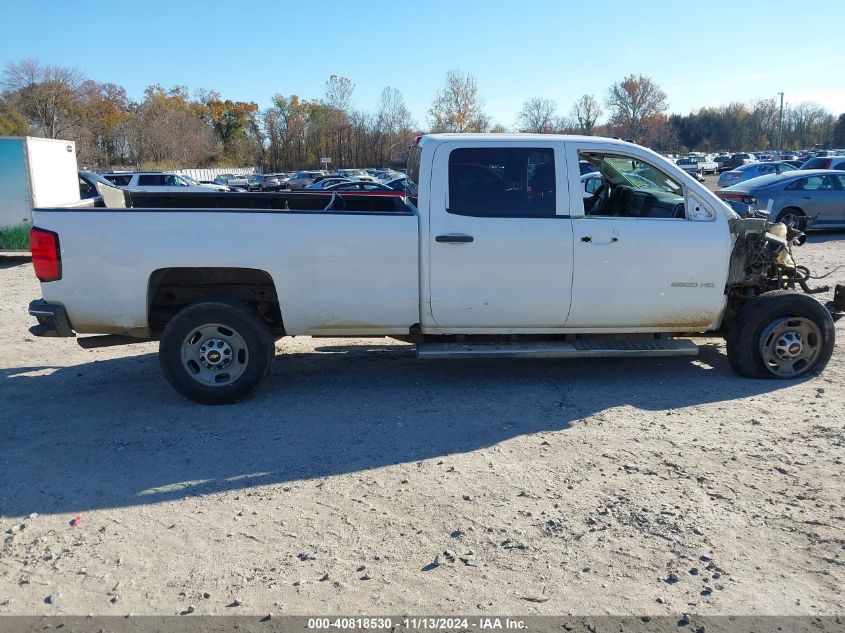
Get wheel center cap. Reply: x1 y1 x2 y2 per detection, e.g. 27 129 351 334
199 338 233 370
775 331 803 359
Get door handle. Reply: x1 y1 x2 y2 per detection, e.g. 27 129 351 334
436 234 474 243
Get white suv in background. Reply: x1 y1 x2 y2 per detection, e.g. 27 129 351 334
102 172 217 192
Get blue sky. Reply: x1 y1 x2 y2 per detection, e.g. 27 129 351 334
3 0 844 128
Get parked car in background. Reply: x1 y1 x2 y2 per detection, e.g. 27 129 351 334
714 154 732 171
101 172 133 186
78 171 116 206
579 160 600 175
375 170 405 182
274 173 293 189
246 173 284 192
336 168 375 181
721 153 757 171
800 156 845 171
213 174 249 189
386 177 418 196
102 172 217 192
717 161 797 188
287 171 323 190
180 175 230 192
324 181 394 192
305 177 352 190
198 180 236 192
716 169 845 229
676 155 717 176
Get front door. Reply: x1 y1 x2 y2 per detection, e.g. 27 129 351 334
565 145 732 330
427 142 574 330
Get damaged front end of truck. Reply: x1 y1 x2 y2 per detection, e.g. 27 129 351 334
724 217 845 327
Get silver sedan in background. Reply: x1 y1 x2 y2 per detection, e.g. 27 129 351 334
716 169 845 229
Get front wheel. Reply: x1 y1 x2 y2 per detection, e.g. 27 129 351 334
159 300 275 404
726 291 835 379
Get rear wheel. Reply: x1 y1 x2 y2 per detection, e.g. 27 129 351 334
159 300 275 404
726 291 834 379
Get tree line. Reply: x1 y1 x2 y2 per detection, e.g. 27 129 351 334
2 59 844 171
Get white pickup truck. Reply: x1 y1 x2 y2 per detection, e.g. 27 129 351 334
27 134 843 403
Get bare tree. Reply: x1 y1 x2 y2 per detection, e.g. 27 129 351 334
571 94 602 135
2 58 88 138
517 97 557 133
324 75 355 113
428 70 489 133
606 74 668 140
376 86 415 164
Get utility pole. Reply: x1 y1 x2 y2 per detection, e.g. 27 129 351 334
778 92 784 156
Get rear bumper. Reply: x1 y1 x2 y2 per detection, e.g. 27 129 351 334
28 299 75 337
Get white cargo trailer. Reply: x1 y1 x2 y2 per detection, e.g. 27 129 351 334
0 136 81 250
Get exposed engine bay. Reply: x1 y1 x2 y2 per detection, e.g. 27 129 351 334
725 217 844 326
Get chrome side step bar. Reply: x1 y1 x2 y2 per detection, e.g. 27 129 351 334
416 338 699 359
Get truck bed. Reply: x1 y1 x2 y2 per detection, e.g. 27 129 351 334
31 191 420 337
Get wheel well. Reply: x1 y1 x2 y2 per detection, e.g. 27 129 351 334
148 267 284 336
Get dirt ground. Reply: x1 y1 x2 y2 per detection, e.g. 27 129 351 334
1 230 844 617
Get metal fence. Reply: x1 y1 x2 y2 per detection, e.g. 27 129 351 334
174 167 256 181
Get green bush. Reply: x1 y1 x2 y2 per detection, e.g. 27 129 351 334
0 224 30 250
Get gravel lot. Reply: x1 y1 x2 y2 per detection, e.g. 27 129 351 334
1 230 844 616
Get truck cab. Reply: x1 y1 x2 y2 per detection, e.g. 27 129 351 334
412 135 730 332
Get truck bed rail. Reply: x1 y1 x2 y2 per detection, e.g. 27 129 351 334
122 190 412 214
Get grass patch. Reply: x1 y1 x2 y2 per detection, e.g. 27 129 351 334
0 224 30 250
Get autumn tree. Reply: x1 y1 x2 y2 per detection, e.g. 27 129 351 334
2 58 87 138
517 97 557 133
205 97 259 152
571 94 602 135
0 98 29 135
606 74 668 140
128 84 217 169
428 70 489 133
76 81 130 165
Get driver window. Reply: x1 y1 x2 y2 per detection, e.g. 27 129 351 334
578 151 687 220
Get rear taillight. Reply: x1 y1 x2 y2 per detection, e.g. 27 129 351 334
717 192 757 205
30 227 61 282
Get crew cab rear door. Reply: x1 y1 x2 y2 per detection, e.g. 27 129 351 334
426 141 573 330
565 141 731 330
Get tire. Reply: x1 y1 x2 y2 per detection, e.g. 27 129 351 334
775 207 806 230
726 291 835 379
159 300 275 404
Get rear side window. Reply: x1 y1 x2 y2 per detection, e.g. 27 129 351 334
138 175 166 186
448 147 555 217
104 174 132 186
786 175 834 191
